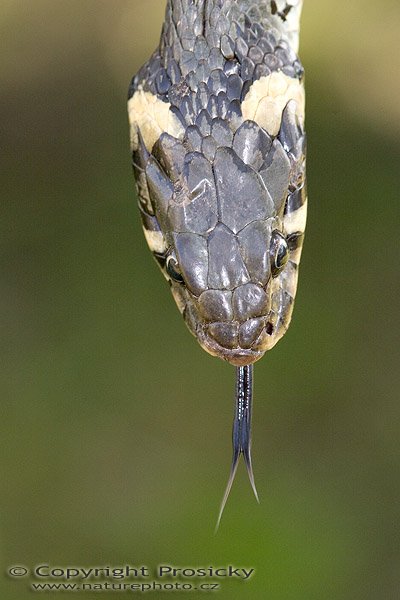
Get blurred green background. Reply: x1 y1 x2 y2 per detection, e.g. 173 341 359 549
1 1 400 598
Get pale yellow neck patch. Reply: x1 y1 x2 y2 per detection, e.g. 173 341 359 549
241 71 305 137
128 87 185 152
283 199 308 236
142 226 167 255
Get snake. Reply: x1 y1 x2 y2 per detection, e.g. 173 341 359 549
127 0 307 527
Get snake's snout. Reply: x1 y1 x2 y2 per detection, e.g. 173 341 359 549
191 282 272 363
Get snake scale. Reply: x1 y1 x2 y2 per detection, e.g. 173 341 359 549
128 0 307 526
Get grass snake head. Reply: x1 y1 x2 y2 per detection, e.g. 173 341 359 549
128 0 307 367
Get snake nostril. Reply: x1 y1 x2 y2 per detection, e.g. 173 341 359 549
265 322 274 335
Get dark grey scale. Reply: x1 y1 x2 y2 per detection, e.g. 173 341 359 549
237 220 273 286
170 0 183 27
184 125 203 153
217 92 230 120
246 5 262 24
181 29 196 52
167 152 219 235
241 56 256 81
152 133 186 183
294 60 304 79
239 318 265 349
254 63 271 79
172 232 209 296
257 37 274 54
145 157 174 222
178 149 216 200
186 71 199 92
166 59 181 85
235 37 249 62
207 95 219 119
202 135 218 162
281 64 295 78
194 37 210 61
232 283 269 321
207 223 250 290
186 3 198 28
147 55 162 86
279 102 304 154
193 89 204 115
132 130 149 171
195 110 213 137
264 52 281 71
211 118 233 147
172 37 184 64
193 10 204 37
139 205 161 233
209 47 225 70
227 73 243 101
259 139 292 214
284 185 307 216
208 70 228 95
132 136 153 215
179 95 196 126
240 80 252 101
228 19 242 42
225 100 242 130
180 50 198 76
251 21 267 39
221 34 235 59
167 79 189 107
214 14 231 37
213 147 274 234
233 120 272 171
156 68 172 95
248 44 264 64
162 45 173 70
196 60 212 84
199 289 233 322
276 42 297 65
208 322 239 350
224 60 239 76
206 30 221 51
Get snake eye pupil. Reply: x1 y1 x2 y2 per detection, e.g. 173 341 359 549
270 231 289 277
166 254 184 283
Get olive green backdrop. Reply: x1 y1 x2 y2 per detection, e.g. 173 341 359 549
2 1 400 599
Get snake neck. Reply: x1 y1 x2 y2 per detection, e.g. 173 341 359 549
163 0 303 54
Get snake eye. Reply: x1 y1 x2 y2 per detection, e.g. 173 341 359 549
270 231 289 277
166 253 184 283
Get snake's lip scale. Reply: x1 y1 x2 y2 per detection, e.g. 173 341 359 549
197 330 266 367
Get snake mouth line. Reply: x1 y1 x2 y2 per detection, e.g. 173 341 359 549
196 325 270 367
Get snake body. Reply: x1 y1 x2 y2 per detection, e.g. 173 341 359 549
128 0 307 524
